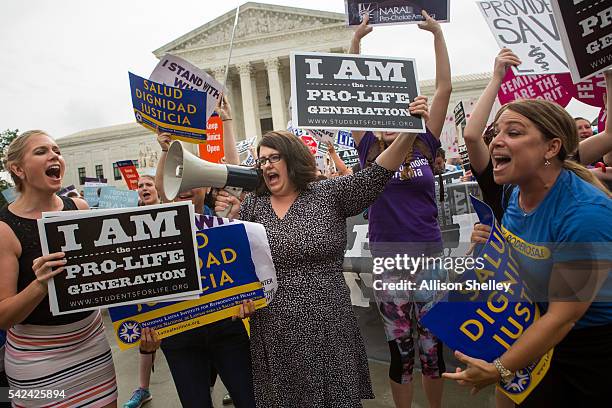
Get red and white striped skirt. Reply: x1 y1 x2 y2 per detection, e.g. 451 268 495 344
5 311 117 407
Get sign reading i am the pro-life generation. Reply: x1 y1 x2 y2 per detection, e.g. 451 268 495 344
129 72 208 143
477 0 569 75
38 202 202 315
345 0 450 26
291 52 425 133
551 0 612 83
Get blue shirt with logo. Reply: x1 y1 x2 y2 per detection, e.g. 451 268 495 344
502 170 612 328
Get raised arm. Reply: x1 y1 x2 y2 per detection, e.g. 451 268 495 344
376 96 429 170
418 11 451 138
464 49 521 175
326 141 350 176
216 95 240 165
578 71 612 165
348 13 373 146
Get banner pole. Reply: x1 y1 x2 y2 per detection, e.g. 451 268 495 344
223 1 241 89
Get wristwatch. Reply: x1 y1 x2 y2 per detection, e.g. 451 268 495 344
493 358 514 384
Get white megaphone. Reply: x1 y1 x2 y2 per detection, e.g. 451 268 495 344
163 141 260 216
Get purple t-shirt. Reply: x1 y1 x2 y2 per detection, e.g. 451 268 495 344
357 131 442 253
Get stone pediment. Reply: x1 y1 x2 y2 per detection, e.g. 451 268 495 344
154 2 346 56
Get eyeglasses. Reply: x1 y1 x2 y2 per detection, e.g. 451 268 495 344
255 154 282 167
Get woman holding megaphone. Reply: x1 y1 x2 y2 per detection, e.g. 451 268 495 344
215 96 430 407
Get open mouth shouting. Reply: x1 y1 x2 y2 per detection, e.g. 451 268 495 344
264 170 280 187
45 163 62 181
492 152 512 174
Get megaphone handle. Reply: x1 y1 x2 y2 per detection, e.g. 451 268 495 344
216 186 243 218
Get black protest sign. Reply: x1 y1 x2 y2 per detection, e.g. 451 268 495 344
552 0 612 82
38 202 201 315
453 101 470 172
291 52 425 132
338 147 360 167
345 0 450 26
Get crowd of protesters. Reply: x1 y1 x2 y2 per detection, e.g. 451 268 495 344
1 9 611 408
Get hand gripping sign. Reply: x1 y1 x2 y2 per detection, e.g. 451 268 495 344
109 215 277 350
421 197 552 404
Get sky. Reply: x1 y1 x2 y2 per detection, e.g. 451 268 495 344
0 0 601 138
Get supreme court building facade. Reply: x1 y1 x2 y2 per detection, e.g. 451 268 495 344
58 2 491 188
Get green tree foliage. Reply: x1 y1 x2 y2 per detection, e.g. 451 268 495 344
1 129 19 206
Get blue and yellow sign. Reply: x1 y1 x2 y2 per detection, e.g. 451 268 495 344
109 223 266 350
129 72 207 143
421 196 552 404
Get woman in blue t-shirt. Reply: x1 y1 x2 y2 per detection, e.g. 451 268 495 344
349 11 452 408
445 96 612 406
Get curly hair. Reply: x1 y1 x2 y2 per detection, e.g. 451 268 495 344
255 131 317 195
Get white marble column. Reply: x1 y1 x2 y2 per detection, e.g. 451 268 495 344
237 62 259 139
265 57 287 130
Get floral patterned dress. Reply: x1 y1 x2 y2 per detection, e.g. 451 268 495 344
240 164 394 408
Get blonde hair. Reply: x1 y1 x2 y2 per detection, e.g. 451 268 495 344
495 100 610 196
2 130 50 192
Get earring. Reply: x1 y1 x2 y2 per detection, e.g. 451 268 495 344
544 159 551 166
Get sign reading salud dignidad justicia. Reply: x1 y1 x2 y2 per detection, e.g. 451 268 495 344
129 72 208 142
421 197 553 404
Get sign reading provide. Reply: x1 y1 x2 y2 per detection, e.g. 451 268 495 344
129 72 208 143
291 52 425 133
345 0 450 26
477 0 568 75
551 0 612 82
38 202 201 315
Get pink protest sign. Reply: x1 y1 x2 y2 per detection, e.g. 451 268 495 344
558 72 606 108
598 107 607 133
498 70 606 109
498 69 572 107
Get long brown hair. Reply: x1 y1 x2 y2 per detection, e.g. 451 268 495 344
255 131 317 195
494 100 610 195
